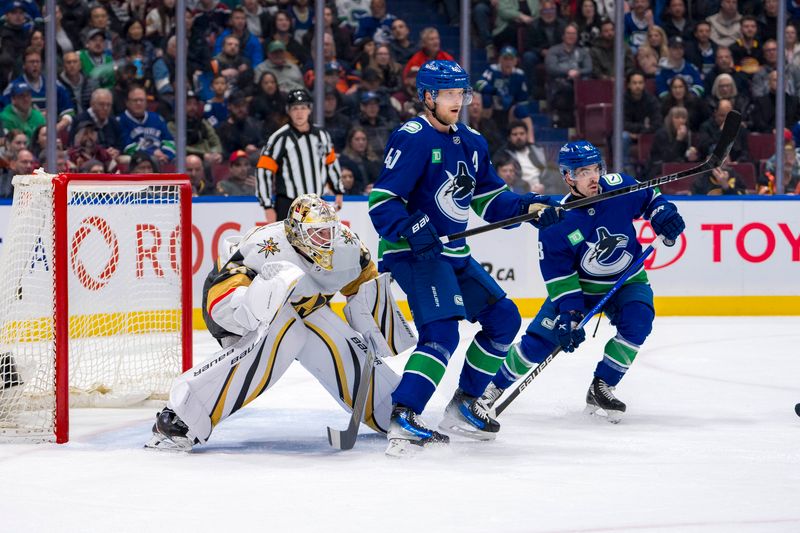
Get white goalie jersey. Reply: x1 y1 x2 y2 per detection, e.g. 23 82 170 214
203 221 375 339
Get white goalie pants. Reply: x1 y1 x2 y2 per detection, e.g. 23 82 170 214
168 304 401 444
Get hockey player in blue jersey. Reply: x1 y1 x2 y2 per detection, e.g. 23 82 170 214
480 141 686 423
368 60 564 456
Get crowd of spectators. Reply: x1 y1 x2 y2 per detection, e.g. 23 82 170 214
0 0 798 198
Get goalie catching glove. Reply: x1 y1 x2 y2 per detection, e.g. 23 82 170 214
229 261 305 331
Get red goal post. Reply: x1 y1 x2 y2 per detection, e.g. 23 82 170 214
0 171 193 443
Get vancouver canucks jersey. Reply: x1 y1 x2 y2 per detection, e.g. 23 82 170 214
368 116 534 268
540 172 672 313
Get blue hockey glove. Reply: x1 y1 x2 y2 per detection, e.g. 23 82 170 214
555 311 586 353
399 211 443 261
650 203 685 247
520 193 564 229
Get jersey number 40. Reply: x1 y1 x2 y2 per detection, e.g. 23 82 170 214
384 148 402 169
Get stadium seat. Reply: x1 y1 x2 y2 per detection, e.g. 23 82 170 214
729 162 756 192
747 133 776 162
637 132 655 165
574 79 613 144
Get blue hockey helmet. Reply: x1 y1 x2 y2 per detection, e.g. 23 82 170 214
557 141 606 180
416 60 473 105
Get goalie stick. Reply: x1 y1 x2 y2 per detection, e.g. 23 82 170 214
490 240 660 417
444 110 742 243
326 338 377 450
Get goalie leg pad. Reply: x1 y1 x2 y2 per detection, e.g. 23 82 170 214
298 306 401 433
169 304 308 443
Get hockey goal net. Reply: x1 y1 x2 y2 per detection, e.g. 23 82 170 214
0 171 193 443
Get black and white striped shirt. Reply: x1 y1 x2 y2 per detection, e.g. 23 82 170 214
256 123 342 208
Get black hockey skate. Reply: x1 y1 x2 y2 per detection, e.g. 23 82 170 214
385 405 449 458
585 376 626 423
144 408 196 452
439 388 500 441
478 382 505 413
795 403 800 418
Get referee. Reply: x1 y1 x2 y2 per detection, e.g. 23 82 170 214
256 89 343 222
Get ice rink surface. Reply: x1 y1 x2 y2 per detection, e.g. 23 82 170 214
1 316 799 532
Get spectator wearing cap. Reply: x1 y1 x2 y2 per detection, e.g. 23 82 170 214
655 36 704 98
185 154 215 197
402 27 454 82
117 85 175 163
67 118 116 173
590 19 634 81
256 89 342 221
79 28 116 89
353 68 399 121
475 46 530 131
388 18 415 66
59 51 98 116
129 150 159 174
730 15 763 76
70 88 122 157
249 71 288 131
0 82 45 140
354 0 396 45
545 23 593 128
3 48 75 132
356 90 394 156
217 150 257 196
213 7 264 68
168 91 223 166
522 1 567 98
0 2 34 68
623 0 652 55
217 91 264 159
323 85 352 152
706 0 742 47
253 40 305 93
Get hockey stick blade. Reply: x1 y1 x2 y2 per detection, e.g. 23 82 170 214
326 343 376 450
492 243 659 417
444 111 742 243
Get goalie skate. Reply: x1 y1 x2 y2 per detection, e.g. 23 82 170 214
144 408 196 452
584 377 626 424
439 388 500 440
385 405 449 458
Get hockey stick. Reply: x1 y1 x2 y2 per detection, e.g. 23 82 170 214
327 338 377 450
444 110 742 243
492 241 660 417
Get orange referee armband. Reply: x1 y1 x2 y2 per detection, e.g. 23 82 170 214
257 155 278 172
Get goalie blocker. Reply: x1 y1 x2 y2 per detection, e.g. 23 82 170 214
148 195 415 450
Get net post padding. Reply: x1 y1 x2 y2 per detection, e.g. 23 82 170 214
0 171 193 443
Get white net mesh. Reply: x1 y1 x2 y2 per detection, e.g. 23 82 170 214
0 172 187 442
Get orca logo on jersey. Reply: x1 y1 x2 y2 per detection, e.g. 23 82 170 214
580 227 634 276
436 160 476 222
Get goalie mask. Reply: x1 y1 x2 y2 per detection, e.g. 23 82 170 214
284 194 339 270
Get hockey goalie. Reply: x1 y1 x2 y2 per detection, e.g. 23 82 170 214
145 194 415 451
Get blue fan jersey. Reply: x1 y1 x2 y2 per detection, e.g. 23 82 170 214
368 116 540 269
540 172 673 313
